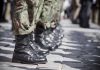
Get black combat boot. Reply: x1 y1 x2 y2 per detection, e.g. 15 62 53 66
35 22 64 51
48 24 64 50
30 32 49 56
43 23 64 51
12 34 47 64
34 22 52 51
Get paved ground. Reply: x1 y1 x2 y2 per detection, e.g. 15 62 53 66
0 19 100 70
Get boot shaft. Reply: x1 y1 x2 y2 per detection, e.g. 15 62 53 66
15 33 33 45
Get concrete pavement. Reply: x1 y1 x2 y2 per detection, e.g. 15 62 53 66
0 19 100 70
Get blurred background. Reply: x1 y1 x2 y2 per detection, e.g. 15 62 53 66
0 0 100 28
0 0 100 70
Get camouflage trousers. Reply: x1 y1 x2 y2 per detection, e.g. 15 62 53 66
12 0 64 35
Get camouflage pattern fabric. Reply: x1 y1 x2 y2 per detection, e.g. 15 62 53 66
12 0 64 35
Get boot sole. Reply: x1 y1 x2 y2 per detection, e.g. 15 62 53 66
12 59 47 65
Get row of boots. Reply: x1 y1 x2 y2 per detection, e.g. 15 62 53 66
12 24 64 64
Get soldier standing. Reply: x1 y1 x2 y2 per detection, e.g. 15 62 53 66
0 0 8 22
0 0 3 22
12 0 64 64
79 0 93 28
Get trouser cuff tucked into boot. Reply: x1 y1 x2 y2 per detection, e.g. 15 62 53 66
12 34 47 64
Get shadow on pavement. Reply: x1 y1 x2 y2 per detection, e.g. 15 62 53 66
9 65 55 70
53 31 100 70
0 30 14 63
0 56 12 62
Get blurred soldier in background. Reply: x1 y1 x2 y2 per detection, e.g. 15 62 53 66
91 0 97 23
0 0 8 22
79 0 94 28
61 0 81 24
12 0 64 64
62 0 72 18
71 0 81 24
0 0 4 22
97 0 100 24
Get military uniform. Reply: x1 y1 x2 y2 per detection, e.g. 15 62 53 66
12 0 64 35
33 0 64 51
12 0 64 64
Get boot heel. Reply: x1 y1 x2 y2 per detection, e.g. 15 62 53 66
12 58 22 63
12 59 28 64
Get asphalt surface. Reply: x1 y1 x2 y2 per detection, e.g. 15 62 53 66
0 19 100 70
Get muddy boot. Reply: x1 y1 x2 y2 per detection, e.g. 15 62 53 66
12 34 47 64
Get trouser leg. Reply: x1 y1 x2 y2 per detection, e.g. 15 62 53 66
79 1 92 28
12 1 47 64
0 0 4 21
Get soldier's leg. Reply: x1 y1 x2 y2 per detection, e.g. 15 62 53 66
2 0 8 22
12 0 47 64
72 0 81 24
0 0 4 22
35 0 64 51
79 1 91 28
